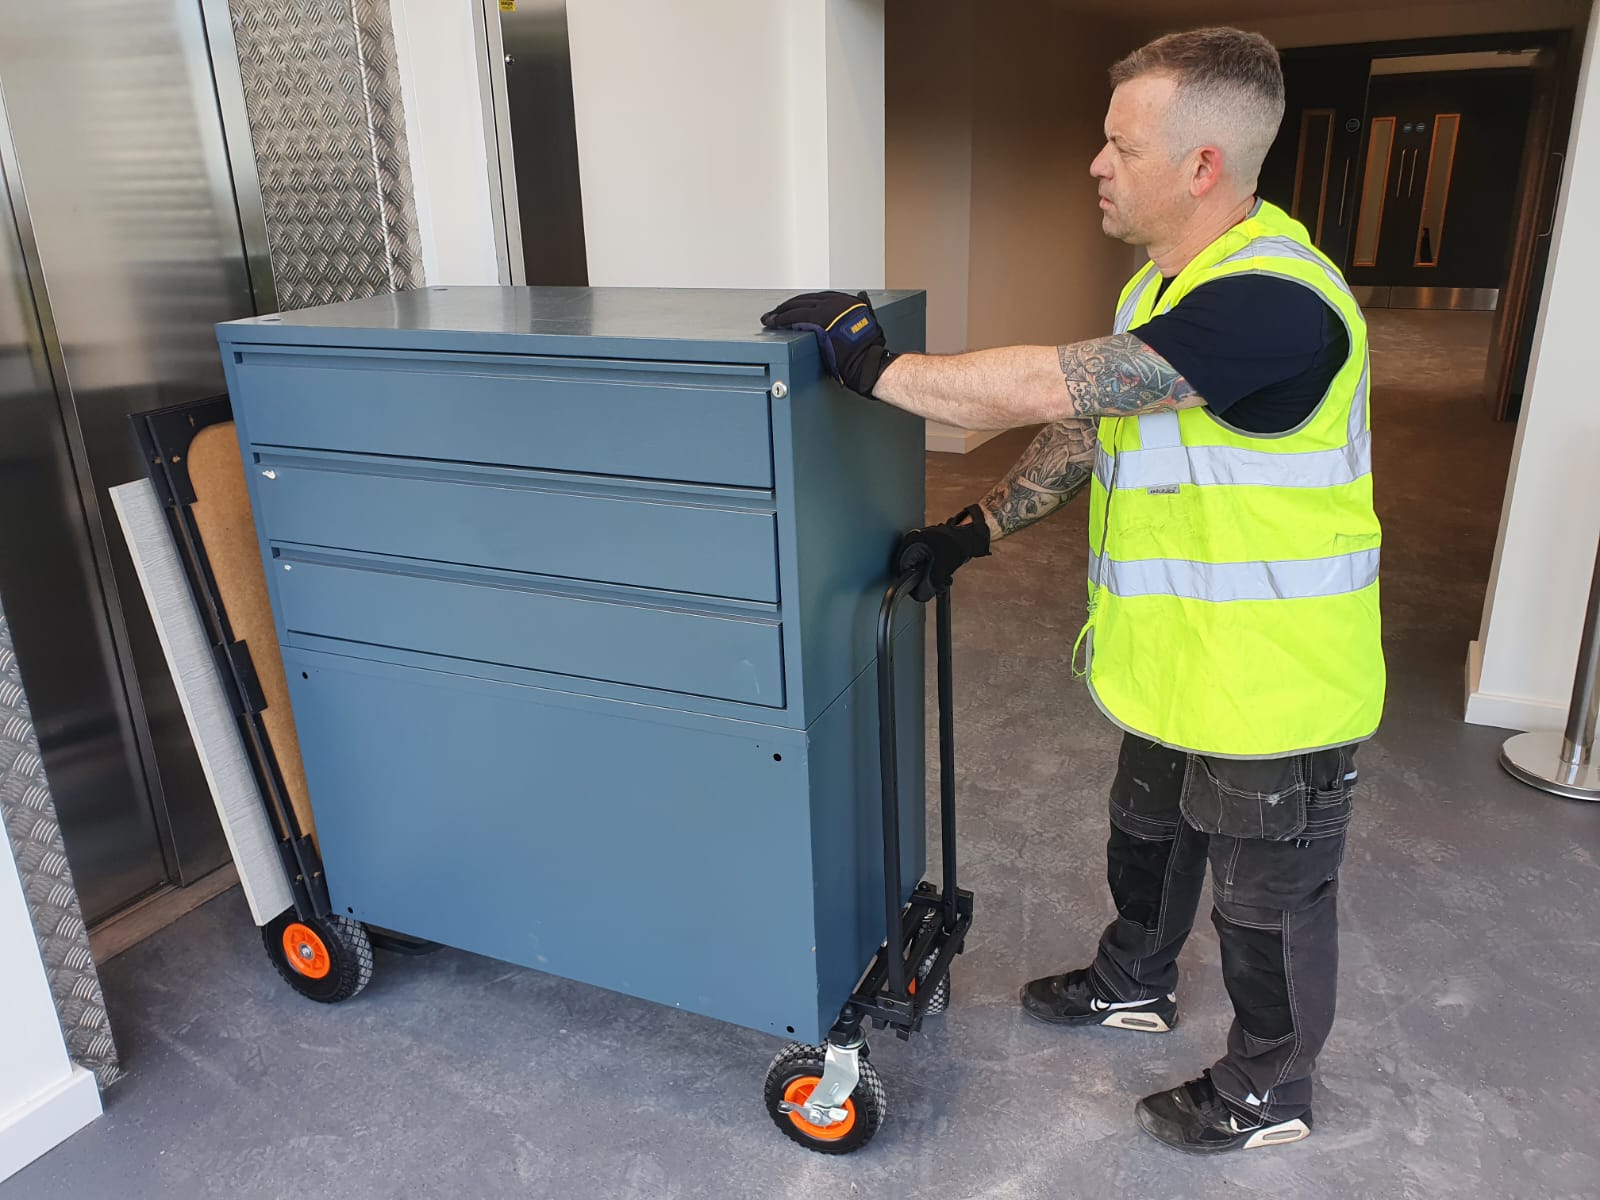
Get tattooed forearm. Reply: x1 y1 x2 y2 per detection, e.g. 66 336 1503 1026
1056 334 1200 418
978 419 1098 539
869 336 1203 429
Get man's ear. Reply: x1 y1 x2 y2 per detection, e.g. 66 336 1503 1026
1190 145 1224 199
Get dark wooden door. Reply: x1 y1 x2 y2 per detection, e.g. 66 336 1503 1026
1260 54 1370 265
1347 69 1534 289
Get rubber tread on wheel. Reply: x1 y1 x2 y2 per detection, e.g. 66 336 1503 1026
917 912 952 1016
262 910 373 1003
763 1041 886 1154
917 949 951 1016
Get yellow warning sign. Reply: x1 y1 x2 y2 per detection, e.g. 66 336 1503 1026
499 0 515 10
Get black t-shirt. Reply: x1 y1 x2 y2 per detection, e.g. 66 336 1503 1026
1132 274 1349 435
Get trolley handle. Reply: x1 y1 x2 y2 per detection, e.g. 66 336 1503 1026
874 558 959 1002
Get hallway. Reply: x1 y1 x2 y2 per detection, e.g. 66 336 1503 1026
10 313 1600 1200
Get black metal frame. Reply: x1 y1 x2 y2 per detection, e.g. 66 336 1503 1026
130 396 330 922
830 567 973 1044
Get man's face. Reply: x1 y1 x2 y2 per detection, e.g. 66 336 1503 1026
1090 74 1194 248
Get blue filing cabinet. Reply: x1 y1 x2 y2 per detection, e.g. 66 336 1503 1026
216 287 931 1049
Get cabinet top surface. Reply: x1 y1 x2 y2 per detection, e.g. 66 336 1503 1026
220 286 923 351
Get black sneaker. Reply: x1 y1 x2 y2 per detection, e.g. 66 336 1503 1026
1135 1071 1313 1154
1018 968 1177 1032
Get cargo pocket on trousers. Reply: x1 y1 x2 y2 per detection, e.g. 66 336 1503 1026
1107 736 1188 840
1303 745 1357 843
1180 755 1308 841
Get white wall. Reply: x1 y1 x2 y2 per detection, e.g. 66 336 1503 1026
824 0 888 286
390 0 508 286
0 837 100 1181
1468 0 1600 731
566 0 885 291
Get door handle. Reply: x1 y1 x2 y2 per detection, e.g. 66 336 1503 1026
1539 150 1566 238
1395 147 1417 198
1337 157 1351 226
1407 146 1420 198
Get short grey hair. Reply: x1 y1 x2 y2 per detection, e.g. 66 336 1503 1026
1110 28 1286 186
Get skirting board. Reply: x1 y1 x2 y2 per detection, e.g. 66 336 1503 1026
926 421 999 454
111 480 292 925
1463 639 1569 732
0 1065 100 1183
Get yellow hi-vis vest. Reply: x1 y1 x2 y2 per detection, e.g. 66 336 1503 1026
1083 200 1384 758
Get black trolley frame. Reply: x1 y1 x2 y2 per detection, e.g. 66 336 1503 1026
132 396 332 925
133 400 972 1041
828 566 974 1046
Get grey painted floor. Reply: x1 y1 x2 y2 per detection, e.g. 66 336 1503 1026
11 311 1600 1200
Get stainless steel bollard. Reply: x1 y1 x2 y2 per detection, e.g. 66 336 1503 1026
1500 533 1600 801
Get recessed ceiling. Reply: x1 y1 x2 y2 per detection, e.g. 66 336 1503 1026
1370 49 1544 73
1053 0 1567 20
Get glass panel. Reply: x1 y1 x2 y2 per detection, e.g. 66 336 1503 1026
1292 109 1335 242
1352 117 1395 268
1414 114 1461 267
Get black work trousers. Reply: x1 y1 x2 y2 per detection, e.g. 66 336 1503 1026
1090 733 1357 1122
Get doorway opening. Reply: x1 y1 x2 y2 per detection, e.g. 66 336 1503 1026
1260 31 1577 424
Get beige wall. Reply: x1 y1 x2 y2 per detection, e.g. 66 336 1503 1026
884 1 974 354
967 4 1146 350
886 0 1145 367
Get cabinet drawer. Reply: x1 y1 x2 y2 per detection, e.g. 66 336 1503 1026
254 455 779 603
277 556 785 707
233 347 774 488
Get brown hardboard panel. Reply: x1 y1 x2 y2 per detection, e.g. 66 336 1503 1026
186 423 317 846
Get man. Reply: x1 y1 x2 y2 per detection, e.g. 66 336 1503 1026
761 27 1382 1154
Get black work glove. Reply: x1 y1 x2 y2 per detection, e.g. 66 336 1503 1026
759 290 896 398
895 504 991 602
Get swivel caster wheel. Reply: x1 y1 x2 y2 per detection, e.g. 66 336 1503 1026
263 909 373 1003
764 1041 886 1154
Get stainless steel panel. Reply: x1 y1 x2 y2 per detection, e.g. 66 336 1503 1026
200 0 279 314
226 0 424 309
0 602 122 1084
1353 285 1501 311
0 0 256 910
475 0 525 285
499 0 588 285
0 86 169 923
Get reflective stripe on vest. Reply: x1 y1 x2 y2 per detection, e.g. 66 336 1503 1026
1113 267 1161 334
1086 199 1384 758
1113 246 1376 467
1094 429 1372 492
1089 547 1380 603
1212 238 1373 444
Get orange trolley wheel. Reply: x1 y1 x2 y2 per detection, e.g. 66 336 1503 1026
763 1043 886 1154
262 910 373 1003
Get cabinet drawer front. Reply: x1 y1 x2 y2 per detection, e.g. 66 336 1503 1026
277 558 785 707
233 349 774 487
254 457 779 602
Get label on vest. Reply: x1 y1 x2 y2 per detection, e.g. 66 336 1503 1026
1147 485 1180 495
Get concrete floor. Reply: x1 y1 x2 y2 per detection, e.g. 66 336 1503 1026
11 311 1600 1200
